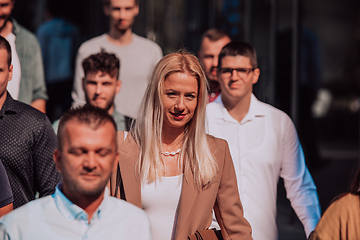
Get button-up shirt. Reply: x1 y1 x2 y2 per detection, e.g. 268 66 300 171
0 184 152 240
206 94 320 240
0 93 60 208
12 18 48 104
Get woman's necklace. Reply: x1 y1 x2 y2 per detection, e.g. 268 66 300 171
161 148 181 156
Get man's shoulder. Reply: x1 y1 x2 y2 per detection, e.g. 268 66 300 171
13 20 39 45
7 98 47 121
132 34 161 50
206 101 226 119
107 197 148 220
0 195 53 224
256 99 289 116
78 34 107 53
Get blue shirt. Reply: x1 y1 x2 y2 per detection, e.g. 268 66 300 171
0 184 152 240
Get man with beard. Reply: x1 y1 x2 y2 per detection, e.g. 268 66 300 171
53 50 126 133
0 0 47 113
71 0 162 129
198 29 231 102
0 105 152 240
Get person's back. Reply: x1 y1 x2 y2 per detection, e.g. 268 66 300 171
36 7 80 121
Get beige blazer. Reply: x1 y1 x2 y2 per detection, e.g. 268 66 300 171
110 132 252 240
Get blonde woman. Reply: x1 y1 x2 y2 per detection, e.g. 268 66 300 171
110 51 252 240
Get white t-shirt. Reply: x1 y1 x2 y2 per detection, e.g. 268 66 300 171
5 32 21 100
141 175 183 240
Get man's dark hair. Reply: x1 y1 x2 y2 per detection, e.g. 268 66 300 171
218 41 258 69
57 104 117 150
82 49 120 79
102 0 138 7
0 36 12 67
200 28 230 46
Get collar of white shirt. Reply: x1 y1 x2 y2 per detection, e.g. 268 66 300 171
213 93 265 124
53 183 110 223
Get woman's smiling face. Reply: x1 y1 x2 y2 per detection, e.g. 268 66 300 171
162 72 198 132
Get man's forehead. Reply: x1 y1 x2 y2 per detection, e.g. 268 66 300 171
85 71 117 81
63 120 116 143
201 37 231 53
0 0 14 4
109 0 137 7
221 55 252 67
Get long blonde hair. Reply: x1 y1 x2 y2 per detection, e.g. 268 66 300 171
132 51 218 189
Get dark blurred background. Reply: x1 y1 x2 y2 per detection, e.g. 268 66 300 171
13 0 360 239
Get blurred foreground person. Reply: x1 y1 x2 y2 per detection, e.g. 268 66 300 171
206 41 320 239
53 49 126 132
110 51 252 240
0 36 60 209
0 105 152 240
311 169 360 240
198 29 231 102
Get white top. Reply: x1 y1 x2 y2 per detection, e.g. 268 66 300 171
71 33 163 119
142 175 183 240
0 185 152 240
5 33 21 100
206 94 320 240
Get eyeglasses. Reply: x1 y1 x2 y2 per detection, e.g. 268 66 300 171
218 67 256 78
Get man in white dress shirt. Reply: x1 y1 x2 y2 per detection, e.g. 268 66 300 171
0 105 152 240
206 41 320 240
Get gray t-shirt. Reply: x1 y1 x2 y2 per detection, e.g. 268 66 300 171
71 34 163 119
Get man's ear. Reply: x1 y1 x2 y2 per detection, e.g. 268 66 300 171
53 149 62 173
8 64 13 82
252 68 260 85
115 80 121 94
103 4 111 16
133 4 139 17
112 150 119 174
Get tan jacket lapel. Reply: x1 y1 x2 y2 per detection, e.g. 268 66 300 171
118 135 142 208
174 166 199 239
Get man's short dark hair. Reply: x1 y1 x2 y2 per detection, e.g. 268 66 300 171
57 104 117 150
218 41 258 69
0 36 12 67
200 28 230 46
102 0 138 7
82 49 120 79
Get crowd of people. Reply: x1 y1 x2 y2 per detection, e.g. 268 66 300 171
0 0 358 240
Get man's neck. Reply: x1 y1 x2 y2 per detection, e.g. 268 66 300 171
62 186 105 223
0 91 7 110
208 80 220 94
107 104 115 115
221 93 252 123
107 27 133 46
0 20 13 38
